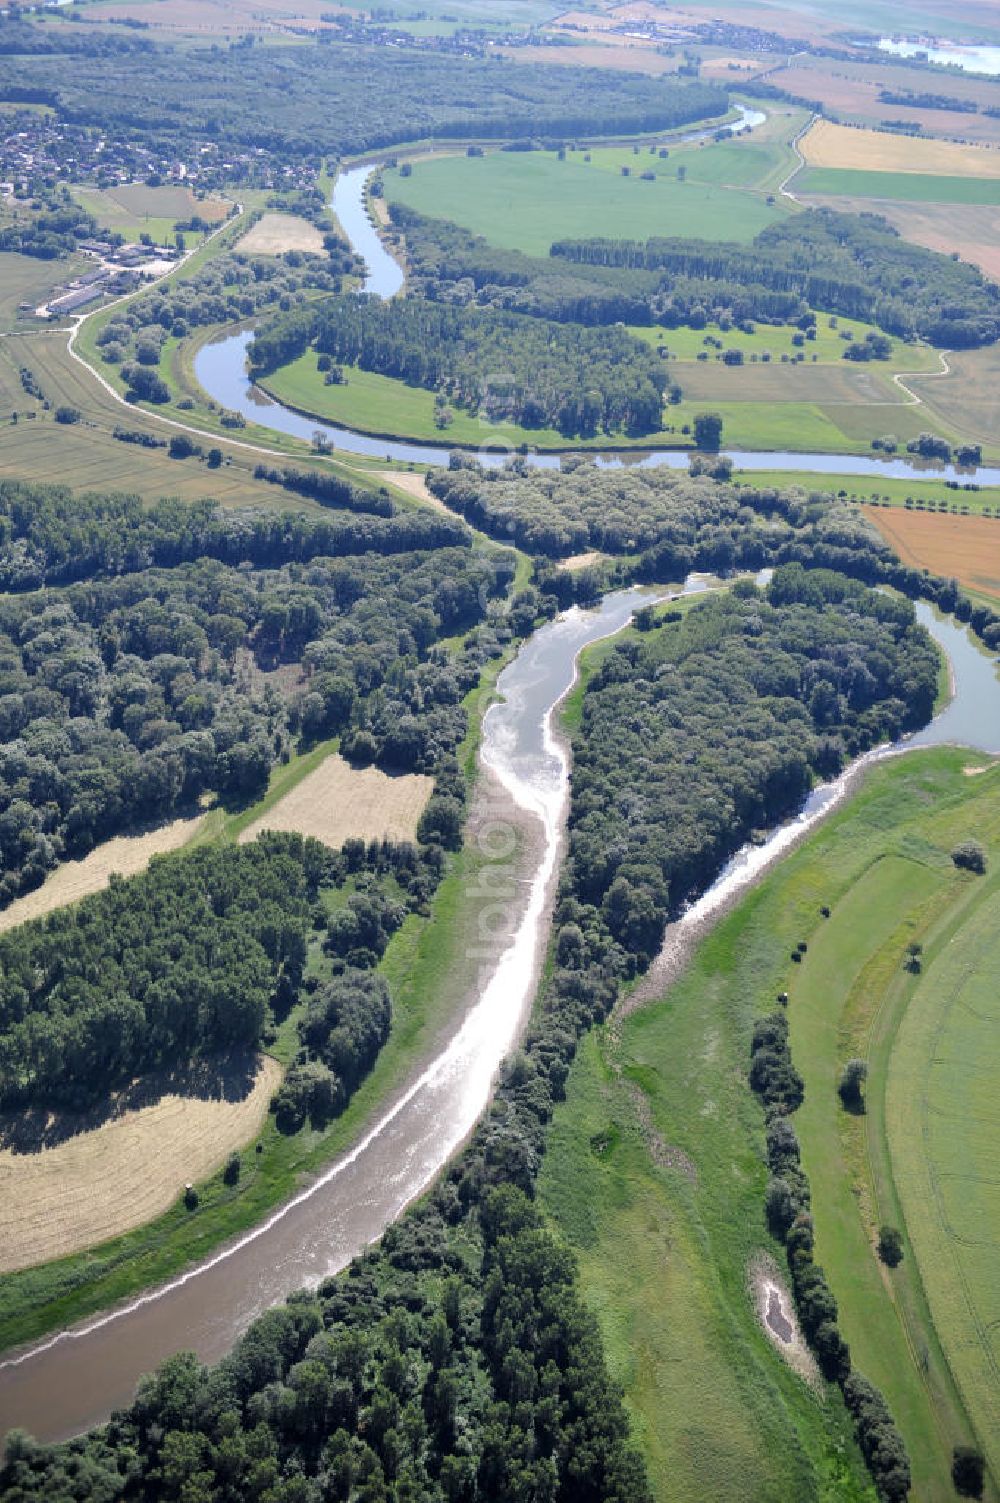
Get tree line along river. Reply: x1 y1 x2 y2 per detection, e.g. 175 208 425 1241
1 148 999 1450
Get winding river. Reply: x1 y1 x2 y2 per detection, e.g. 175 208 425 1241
0 585 662 1444
1 123 999 1452
1 578 997 1445
193 154 998 486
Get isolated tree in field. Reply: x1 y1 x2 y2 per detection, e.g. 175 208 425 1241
693 411 723 451
952 1446 985 1498
838 1057 867 1113
952 840 987 874
877 1225 903 1267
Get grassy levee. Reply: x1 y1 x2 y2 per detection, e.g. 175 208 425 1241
539 744 1000 1503
886 860 1000 1490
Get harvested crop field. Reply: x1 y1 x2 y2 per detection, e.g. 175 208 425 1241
238 753 434 848
863 507 1000 601
0 1055 281 1273
238 212 324 255
500 42 681 74
764 59 1000 146
800 118 1000 178
0 814 206 935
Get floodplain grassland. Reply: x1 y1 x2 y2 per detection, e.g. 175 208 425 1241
382 128 792 257
739 470 1000 516
254 347 953 457
540 746 1000 1503
888 861 1000 1491
630 312 941 369
788 761 1000 1501
906 343 1000 453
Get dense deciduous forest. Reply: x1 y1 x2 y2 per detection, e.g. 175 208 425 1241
561 572 937 971
0 570 939 1502
249 295 674 438
0 482 515 902
553 208 1000 347
391 201 1000 347
0 480 475 590
0 835 318 1113
0 37 726 163
430 455 883 560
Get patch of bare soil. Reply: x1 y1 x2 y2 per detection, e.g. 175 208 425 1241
749 1251 821 1388
374 470 446 510
238 213 324 255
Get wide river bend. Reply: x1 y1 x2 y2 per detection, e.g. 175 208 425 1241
2 131 1000 1449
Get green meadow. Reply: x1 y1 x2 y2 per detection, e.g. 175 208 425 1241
798 167 1000 205
384 146 785 257
540 744 1000 1502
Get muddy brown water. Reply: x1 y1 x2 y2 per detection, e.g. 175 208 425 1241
766 1287 794 1345
1 594 995 1446
0 587 656 1446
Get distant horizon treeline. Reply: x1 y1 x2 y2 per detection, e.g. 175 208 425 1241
0 37 727 163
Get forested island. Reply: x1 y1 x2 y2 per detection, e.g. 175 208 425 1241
249 296 674 438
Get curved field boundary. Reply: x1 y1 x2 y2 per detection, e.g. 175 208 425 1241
778 111 815 203
0 814 206 936
0 1056 281 1275
887 872 1000 1489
